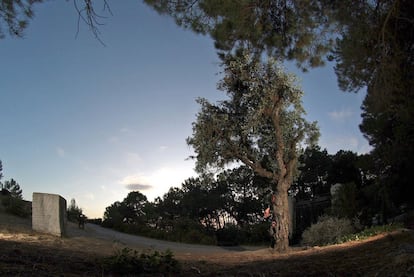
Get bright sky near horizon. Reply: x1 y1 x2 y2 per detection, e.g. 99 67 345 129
0 1 370 218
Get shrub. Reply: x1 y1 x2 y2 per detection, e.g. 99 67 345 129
216 224 240 246
101 248 181 275
166 218 215 244
199 234 217 245
239 222 270 245
301 215 355 246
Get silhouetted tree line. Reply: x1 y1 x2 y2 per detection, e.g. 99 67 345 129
101 146 407 245
102 169 270 246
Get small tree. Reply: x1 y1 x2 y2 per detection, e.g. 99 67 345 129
1 177 27 217
3 178 23 199
67 198 83 222
122 191 148 224
102 201 124 228
187 49 319 252
102 191 149 229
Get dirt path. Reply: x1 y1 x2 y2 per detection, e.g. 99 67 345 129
1 212 414 276
0 212 266 262
67 222 262 255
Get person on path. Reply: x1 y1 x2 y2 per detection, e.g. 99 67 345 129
78 214 86 229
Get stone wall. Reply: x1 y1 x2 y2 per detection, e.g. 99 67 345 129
32 193 67 236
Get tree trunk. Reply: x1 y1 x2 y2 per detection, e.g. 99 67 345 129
271 185 290 252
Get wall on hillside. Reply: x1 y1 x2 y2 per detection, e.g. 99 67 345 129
32 193 67 236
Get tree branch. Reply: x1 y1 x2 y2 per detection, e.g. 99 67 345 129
224 135 275 180
235 151 274 180
73 0 112 46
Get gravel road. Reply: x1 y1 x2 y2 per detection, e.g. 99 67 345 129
66 222 262 255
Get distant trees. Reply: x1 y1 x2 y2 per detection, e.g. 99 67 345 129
100 142 409 247
3 178 23 199
102 201 124 229
292 147 395 228
0 160 28 217
122 191 148 225
0 160 23 199
67 198 83 222
292 146 331 199
102 172 270 245
219 166 267 227
102 191 149 233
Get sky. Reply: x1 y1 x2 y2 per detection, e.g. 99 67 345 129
0 1 370 218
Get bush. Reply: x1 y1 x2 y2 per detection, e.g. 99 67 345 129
216 224 240 246
239 222 270 245
301 215 355 246
87 218 102 225
163 218 216 245
101 248 181 275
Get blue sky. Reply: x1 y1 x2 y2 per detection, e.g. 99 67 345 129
0 1 370 218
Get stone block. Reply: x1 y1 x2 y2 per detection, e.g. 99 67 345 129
32 192 67 236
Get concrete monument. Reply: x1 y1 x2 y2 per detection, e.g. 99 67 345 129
32 192 67 236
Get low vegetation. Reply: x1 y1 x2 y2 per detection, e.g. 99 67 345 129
101 248 181 275
301 215 355 246
301 215 404 247
338 223 404 244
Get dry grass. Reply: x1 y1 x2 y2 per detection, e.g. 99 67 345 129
179 231 414 276
1 212 413 276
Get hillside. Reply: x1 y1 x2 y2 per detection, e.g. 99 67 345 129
0 211 413 276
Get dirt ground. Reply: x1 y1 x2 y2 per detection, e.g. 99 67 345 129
1 212 413 276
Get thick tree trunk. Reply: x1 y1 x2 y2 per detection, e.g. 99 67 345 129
271 185 290 252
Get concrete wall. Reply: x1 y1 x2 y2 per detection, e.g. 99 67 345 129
32 193 67 236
